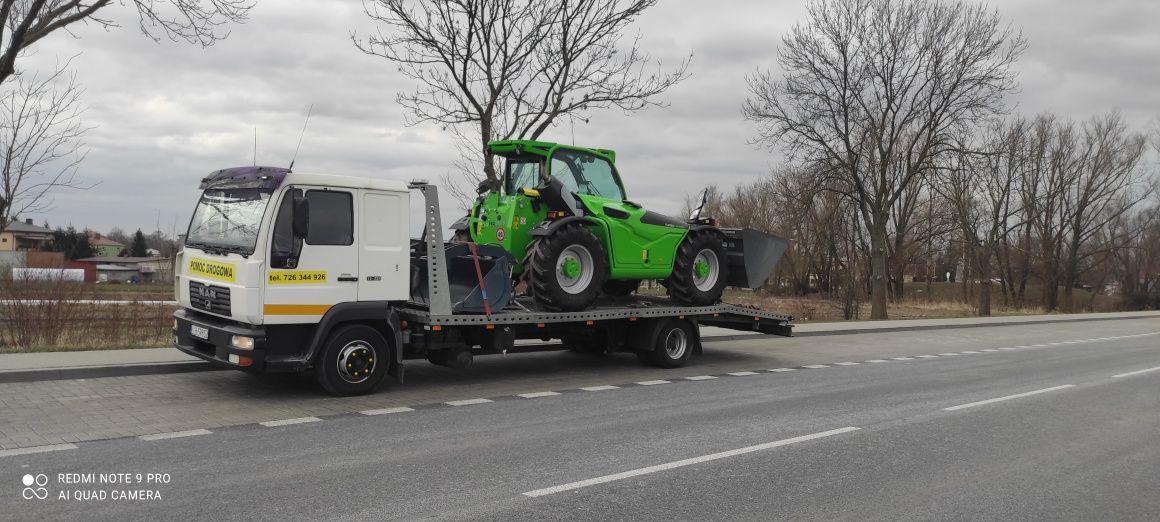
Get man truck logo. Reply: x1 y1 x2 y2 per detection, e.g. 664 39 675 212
188 258 236 282
267 271 327 284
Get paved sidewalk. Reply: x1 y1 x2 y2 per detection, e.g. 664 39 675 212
1 310 1157 382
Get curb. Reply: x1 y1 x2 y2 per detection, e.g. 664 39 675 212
2 312 1156 384
0 361 221 384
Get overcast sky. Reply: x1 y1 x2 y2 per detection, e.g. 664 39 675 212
16 0 1160 235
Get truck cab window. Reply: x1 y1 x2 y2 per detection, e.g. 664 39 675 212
271 189 302 268
306 190 354 246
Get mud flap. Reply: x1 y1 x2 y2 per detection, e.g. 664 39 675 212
720 228 789 289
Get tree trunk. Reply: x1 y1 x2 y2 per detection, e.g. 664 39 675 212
869 222 889 320
978 280 992 316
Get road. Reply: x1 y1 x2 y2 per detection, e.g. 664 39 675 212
2 317 1159 521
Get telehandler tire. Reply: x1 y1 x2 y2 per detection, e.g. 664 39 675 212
527 224 607 311
668 230 729 306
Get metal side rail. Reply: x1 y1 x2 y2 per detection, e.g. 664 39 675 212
399 296 793 336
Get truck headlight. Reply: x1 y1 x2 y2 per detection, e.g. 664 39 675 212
230 335 255 351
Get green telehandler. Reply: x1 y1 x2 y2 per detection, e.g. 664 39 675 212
451 140 786 312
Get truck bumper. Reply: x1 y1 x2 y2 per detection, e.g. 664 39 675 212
173 309 277 372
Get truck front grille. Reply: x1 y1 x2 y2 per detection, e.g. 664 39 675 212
189 281 231 315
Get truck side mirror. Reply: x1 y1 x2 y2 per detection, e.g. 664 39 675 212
292 193 310 239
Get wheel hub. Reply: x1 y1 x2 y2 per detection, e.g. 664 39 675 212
692 249 720 292
562 258 581 279
337 341 375 384
556 245 595 295
664 328 688 359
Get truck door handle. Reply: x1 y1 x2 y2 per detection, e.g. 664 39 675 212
337 276 358 282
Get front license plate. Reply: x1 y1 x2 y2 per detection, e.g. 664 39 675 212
190 325 209 340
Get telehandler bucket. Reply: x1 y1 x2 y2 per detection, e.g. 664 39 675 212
720 228 790 289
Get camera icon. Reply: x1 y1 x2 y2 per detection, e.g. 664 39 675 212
21 473 48 500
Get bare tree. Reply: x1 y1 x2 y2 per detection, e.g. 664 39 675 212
939 119 1027 315
357 0 689 189
744 0 1025 319
0 63 89 231
0 0 254 87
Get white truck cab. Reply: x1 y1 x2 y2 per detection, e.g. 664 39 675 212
174 166 411 390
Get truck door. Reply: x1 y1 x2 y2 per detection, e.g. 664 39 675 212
358 191 409 301
264 187 359 322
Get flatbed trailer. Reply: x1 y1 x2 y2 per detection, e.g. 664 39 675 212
173 171 792 396
385 183 791 377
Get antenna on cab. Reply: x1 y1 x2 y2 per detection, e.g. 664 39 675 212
288 103 314 172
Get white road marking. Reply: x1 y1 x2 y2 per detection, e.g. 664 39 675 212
1031 344 1049 347
942 385 1076 412
522 427 861 498
802 364 829 369
445 398 494 406
1013 345 1031 349
981 349 1000 352
260 417 322 427
518 392 562 399
938 353 960 356
960 350 981 354
891 357 915 361
0 443 78 458
727 371 759 376
636 380 671 386
1112 366 1160 379
1000 347 1017 350
834 362 860 366
139 429 212 441
915 355 939 359
580 385 619 391
360 407 415 416
685 375 717 380
768 368 796 372
865 359 889 363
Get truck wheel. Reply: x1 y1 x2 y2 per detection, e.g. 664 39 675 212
646 318 695 368
316 324 391 396
602 279 640 297
528 224 607 311
668 230 728 306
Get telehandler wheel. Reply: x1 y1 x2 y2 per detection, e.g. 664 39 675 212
602 279 641 297
668 230 729 306
316 324 391 396
527 224 608 311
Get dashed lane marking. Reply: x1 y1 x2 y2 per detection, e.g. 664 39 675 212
636 380 671 386
360 407 415 416
580 385 620 391
259 417 322 427
139 429 212 441
942 385 1076 412
768 368 796 372
727 371 760 376
685 375 717 380
802 364 829 369
0 443 77 458
445 398 494 406
518 392 562 399
1112 366 1160 379
522 427 861 498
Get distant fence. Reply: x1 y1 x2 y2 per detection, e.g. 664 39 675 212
12 268 86 282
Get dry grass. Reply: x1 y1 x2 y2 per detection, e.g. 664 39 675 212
0 276 176 353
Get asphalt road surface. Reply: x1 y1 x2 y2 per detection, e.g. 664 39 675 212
3 317 1159 521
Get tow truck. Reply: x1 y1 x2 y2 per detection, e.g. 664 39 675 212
173 166 792 395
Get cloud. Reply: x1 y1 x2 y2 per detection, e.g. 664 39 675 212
9 0 1158 235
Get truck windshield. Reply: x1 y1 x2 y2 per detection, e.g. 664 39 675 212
185 189 272 254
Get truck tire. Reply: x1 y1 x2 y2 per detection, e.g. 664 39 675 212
316 324 391 396
528 224 607 311
645 318 695 368
602 279 641 297
668 230 729 306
